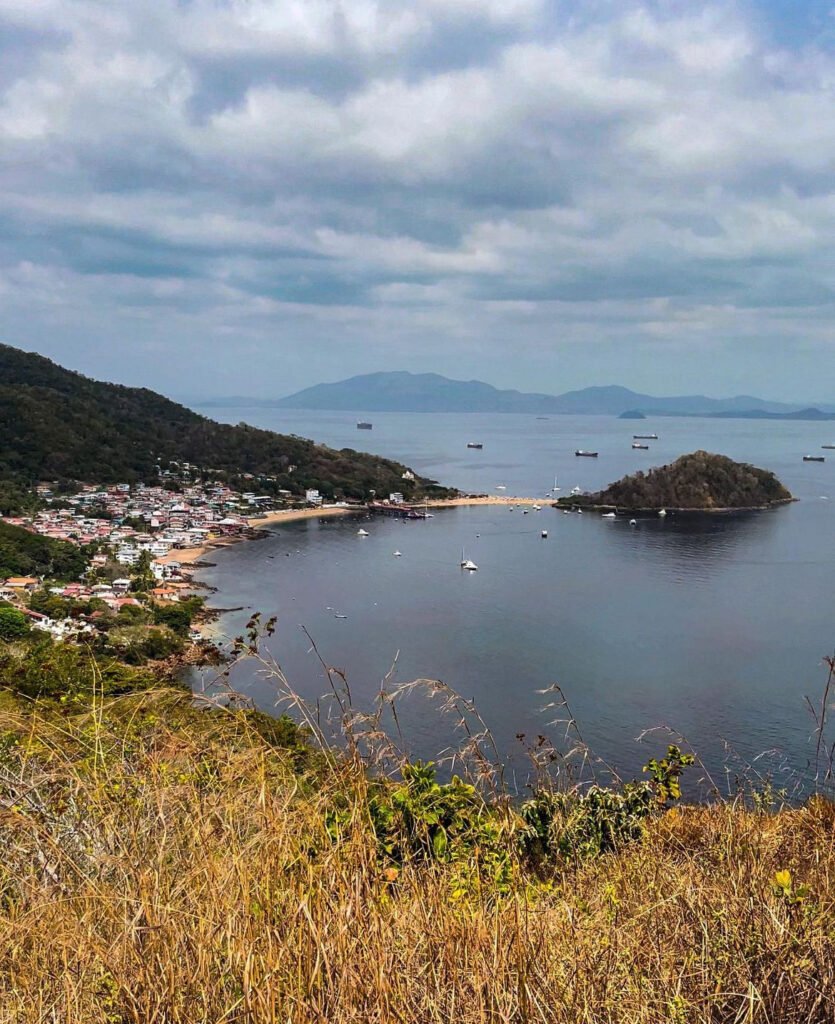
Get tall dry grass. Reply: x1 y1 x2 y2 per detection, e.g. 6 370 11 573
0 682 833 1024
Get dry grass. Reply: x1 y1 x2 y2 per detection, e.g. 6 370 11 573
0 688 833 1024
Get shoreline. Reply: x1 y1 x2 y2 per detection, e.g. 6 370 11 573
555 497 797 515
163 495 541 567
170 495 541 648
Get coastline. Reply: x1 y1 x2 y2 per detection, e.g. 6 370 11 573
162 495 540 567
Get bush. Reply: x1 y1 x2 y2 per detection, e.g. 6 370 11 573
0 607 30 641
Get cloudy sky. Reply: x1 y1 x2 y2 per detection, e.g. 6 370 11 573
2 0 835 400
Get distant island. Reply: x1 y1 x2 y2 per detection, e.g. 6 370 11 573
619 409 646 420
198 371 835 419
559 451 793 513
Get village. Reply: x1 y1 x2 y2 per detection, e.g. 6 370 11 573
0 475 291 646
0 470 425 649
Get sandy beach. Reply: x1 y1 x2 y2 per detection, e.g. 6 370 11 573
158 495 542 566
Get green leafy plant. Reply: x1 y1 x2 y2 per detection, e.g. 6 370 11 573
643 745 694 804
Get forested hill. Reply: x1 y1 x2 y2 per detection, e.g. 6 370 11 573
567 451 792 511
0 345 452 500
0 521 88 580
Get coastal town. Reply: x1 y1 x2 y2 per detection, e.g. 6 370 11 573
0 467 496 654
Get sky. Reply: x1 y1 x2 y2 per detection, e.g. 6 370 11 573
2 0 835 401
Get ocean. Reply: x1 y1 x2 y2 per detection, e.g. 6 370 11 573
190 408 835 792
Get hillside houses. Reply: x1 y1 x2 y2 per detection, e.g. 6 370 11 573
1 481 262 568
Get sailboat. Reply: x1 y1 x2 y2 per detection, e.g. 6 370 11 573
460 547 478 571
357 528 369 536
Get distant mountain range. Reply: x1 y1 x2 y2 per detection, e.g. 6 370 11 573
197 372 835 419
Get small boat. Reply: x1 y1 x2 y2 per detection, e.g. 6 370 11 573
522 508 529 514
633 434 658 440
629 519 637 526
393 551 402 557
562 509 572 515
804 455 825 462
533 504 541 511
551 476 561 493
357 528 369 536
575 450 598 458
357 421 372 430
823 445 835 450
576 508 584 515
509 505 514 511
541 530 548 538
632 443 649 450
496 485 506 491
460 548 478 571
658 508 667 518
602 512 616 519
334 613 348 619
466 442 483 449
570 486 582 496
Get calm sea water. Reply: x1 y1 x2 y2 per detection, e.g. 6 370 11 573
192 408 835 791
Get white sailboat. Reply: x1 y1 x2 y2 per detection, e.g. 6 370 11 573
460 547 478 571
357 528 369 536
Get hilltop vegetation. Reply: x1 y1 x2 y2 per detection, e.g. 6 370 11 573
0 344 453 501
566 451 792 511
0 520 89 580
0 633 832 1021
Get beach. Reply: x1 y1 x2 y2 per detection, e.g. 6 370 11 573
159 495 541 567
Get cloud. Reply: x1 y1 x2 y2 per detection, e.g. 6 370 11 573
1 0 835 399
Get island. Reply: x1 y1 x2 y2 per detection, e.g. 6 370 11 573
557 451 793 513
618 409 646 420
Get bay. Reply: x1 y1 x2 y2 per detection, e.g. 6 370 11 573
192 408 835 790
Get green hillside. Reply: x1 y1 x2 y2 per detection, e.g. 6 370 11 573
0 345 453 501
0 520 88 580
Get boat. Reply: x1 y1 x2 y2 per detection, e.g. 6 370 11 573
631 442 649 450
334 613 348 619
393 551 402 557
575 450 598 457
570 486 582 496
541 530 548 538
822 445 835 450
551 476 561 493
522 508 529 514
356 421 372 430
357 528 369 536
804 455 825 462
633 434 658 440
460 548 478 571
658 508 667 518
576 509 583 515
533 504 541 511
602 512 616 519
509 505 514 511
466 442 483 449
629 519 637 526
562 509 571 515
496 485 506 491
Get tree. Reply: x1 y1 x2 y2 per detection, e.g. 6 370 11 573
0 608 30 641
131 551 155 593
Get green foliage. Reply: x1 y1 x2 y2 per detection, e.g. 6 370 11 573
520 747 694 864
0 520 88 580
566 451 792 511
0 343 453 500
520 782 655 863
0 638 158 698
130 551 155 593
327 761 511 887
643 744 695 804
153 596 203 636
0 608 30 641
